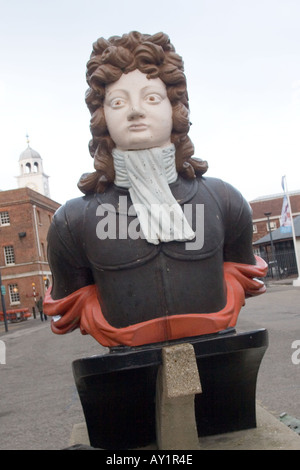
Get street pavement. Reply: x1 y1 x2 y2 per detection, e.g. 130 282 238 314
0 283 299 450
237 282 300 421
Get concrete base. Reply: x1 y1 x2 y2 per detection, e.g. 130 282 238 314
72 329 269 448
293 277 300 287
69 404 300 450
155 343 202 450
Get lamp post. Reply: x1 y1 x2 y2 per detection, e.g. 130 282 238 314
264 212 279 279
0 270 8 333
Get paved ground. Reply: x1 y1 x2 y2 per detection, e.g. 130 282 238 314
0 319 105 450
236 282 300 420
0 282 299 450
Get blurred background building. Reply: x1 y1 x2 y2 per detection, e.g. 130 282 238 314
0 141 60 318
250 191 300 280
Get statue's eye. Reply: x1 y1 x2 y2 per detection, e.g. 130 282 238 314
146 94 161 104
111 98 125 108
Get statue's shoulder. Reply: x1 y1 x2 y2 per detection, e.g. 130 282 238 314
52 194 95 231
197 175 244 202
199 175 240 194
197 175 250 220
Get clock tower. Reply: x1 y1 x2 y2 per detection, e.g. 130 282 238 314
16 136 50 197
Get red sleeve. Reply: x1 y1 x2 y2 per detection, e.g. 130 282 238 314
44 256 268 348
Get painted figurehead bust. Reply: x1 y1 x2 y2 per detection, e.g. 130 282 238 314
44 32 267 347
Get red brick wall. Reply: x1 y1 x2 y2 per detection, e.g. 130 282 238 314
0 188 60 313
250 193 300 243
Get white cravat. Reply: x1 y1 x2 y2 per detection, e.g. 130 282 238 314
112 145 195 244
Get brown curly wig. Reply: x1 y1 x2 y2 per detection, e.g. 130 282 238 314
78 31 208 194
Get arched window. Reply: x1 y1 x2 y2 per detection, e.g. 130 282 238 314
33 162 39 173
25 162 31 173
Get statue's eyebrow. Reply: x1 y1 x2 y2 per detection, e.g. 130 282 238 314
105 83 167 102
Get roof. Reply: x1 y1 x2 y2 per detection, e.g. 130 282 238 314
250 190 300 202
19 145 42 161
253 215 300 245
0 187 61 209
250 192 300 220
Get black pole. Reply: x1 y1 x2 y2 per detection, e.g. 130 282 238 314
0 271 8 333
264 212 279 279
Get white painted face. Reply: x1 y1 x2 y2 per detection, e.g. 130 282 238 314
104 69 173 151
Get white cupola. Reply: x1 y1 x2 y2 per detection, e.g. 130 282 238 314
16 136 50 197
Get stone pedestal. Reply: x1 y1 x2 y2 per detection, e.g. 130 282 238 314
293 277 300 287
72 328 268 449
156 343 202 450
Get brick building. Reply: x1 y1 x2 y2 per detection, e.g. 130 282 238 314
249 191 300 279
250 191 300 244
0 188 60 315
0 140 61 318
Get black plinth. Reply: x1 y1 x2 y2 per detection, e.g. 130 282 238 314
72 328 268 449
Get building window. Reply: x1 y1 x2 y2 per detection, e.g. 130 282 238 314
0 211 10 226
9 284 20 304
4 246 15 265
41 242 46 261
37 209 42 225
266 221 277 231
253 224 257 234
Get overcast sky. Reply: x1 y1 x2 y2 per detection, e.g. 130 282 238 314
0 0 299 205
